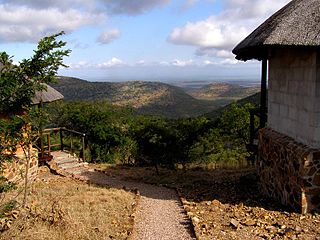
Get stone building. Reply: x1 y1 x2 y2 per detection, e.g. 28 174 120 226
233 0 320 213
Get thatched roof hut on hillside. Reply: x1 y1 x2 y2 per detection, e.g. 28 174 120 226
233 0 320 61
32 84 64 105
233 0 320 214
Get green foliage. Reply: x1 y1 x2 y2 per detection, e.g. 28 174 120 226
1 31 70 164
50 101 134 163
0 176 16 193
50 100 253 168
218 103 254 144
0 32 70 207
0 32 70 114
0 200 17 218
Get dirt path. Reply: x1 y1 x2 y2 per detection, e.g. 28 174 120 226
80 171 194 240
49 152 195 240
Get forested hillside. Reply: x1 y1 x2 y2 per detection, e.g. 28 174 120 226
204 92 261 118
188 82 259 100
51 77 259 118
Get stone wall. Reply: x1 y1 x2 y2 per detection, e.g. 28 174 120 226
258 128 320 214
2 148 38 184
268 48 320 148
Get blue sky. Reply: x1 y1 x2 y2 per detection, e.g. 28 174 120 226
0 0 290 82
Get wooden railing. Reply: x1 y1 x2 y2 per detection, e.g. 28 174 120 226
247 108 267 154
34 127 86 162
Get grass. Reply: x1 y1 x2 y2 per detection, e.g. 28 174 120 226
92 164 320 240
0 168 138 240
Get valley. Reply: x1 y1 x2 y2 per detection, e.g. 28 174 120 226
51 76 260 118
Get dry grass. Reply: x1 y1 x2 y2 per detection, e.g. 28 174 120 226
1 169 137 240
92 164 320 240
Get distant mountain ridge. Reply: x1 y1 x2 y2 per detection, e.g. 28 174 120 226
51 76 259 118
187 82 260 100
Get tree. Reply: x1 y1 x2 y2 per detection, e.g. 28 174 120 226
0 32 70 207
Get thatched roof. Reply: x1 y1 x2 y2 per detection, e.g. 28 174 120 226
233 0 320 61
32 84 64 104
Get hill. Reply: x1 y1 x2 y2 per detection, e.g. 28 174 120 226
51 77 229 118
51 77 261 118
187 82 260 100
204 92 262 119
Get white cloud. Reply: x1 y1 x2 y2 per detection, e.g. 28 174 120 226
97 29 121 44
2 0 95 10
223 0 290 19
102 0 171 15
0 4 104 42
168 15 251 52
220 58 239 65
168 0 291 58
69 61 91 69
136 60 146 65
203 60 216 66
98 58 124 68
159 61 170 66
171 59 194 67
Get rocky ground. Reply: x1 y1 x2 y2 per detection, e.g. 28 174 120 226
95 165 320 240
179 171 320 240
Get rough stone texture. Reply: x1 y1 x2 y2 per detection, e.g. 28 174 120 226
268 48 320 148
2 148 38 184
258 128 320 214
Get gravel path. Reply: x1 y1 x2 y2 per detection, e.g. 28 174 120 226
50 153 194 240
80 171 195 240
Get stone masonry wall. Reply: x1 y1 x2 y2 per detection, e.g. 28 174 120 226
268 48 320 148
2 148 38 184
258 128 320 214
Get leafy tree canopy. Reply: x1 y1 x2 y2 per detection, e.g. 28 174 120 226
0 32 70 114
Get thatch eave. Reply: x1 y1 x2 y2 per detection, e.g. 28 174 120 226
32 84 64 105
234 45 320 62
233 0 320 61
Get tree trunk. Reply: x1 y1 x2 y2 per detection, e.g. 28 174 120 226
22 146 30 207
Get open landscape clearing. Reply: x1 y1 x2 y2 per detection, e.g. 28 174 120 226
1 167 138 240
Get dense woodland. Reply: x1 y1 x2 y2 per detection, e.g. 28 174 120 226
48 99 257 169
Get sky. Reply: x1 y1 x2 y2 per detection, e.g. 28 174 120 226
0 0 291 82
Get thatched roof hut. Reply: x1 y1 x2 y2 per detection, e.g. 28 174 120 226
232 0 320 214
233 0 320 61
32 84 64 105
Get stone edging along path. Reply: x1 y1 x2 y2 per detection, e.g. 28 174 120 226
47 152 196 240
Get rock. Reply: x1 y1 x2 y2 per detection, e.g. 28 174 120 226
295 226 302 232
243 219 256 226
281 225 287 229
212 199 220 206
187 212 194 217
192 217 200 224
230 219 240 229
284 228 295 237
184 206 192 212
234 211 241 219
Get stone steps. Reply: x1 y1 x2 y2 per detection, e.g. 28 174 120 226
50 151 90 176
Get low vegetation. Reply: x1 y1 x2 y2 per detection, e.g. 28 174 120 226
0 169 137 240
48 100 256 169
188 82 259 100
